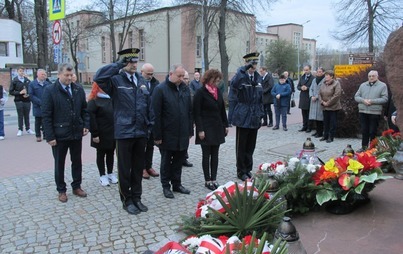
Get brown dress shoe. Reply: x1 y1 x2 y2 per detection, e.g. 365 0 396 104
147 168 159 177
72 188 87 197
58 192 68 203
143 169 150 179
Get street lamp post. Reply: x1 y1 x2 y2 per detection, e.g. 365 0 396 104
297 20 310 80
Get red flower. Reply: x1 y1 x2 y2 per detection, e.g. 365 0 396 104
335 156 350 173
356 153 381 171
243 235 258 246
218 235 229 245
392 132 401 138
369 137 378 149
382 129 395 137
312 166 337 185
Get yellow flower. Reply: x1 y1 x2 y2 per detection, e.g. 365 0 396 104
347 159 364 174
324 158 339 174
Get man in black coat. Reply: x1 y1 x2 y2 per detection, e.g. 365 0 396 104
297 65 315 132
140 63 160 179
260 66 274 127
93 48 154 215
284 71 295 114
152 64 193 199
42 63 90 203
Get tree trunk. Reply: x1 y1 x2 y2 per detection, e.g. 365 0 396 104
367 0 374 53
5 0 15 19
218 0 229 88
203 0 209 71
109 0 117 62
34 0 48 68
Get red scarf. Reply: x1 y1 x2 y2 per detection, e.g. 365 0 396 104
206 84 218 100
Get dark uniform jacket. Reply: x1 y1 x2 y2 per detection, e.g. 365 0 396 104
93 63 154 140
152 79 193 151
230 66 264 129
87 95 115 150
42 80 90 142
10 76 31 102
28 79 51 117
261 72 275 105
297 73 315 110
193 86 228 146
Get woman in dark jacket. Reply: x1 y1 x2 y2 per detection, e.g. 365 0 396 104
87 82 117 186
193 69 229 190
193 69 228 190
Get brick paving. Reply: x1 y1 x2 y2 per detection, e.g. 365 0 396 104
1 98 402 253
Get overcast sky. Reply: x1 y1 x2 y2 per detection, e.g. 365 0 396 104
67 0 342 49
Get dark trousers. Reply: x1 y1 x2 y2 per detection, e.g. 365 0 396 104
313 120 324 136
287 98 292 114
0 111 4 136
274 105 288 128
160 149 186 189
301 109 310 129
201 144 220 182
359 113 380 148
235 127 258 175
52 139 83 193
144 133 154 170
116 138 147 205
96 148 115 176
323 110 338 139
15 101 31 131
35 116 44 138
228 100 237 124
262 103 273 125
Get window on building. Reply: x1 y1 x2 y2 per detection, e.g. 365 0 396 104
76 20 80 28
196 36 201 57
101 36 106 63
139 29 145 61
128 31 133 48
87 56 90 69
0 42 8 56
293 32 301 47
86 38 89 50
246 41 250 54
16 43 22 57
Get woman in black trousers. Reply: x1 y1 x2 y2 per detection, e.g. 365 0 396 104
193 69 229 191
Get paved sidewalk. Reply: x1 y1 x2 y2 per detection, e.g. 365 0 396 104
1 102 402 253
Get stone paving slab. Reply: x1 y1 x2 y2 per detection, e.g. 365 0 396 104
2 122 402 253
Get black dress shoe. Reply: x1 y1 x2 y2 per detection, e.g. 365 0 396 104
205 182 216 191
182 160 193 167
240 174 250 181
261 122 268 126
163 188 174 198
173 185 191 194
272 126 279 130
246 172 252 178
326 138 334 143
305 129 312 133
316 134 323 138
320 137 327 141
298 128 307 132
123 203 141 215
267 123 273 127
311 132 317 136
134 201 148 212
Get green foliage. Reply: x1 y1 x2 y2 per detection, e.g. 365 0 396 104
179 181 287 240
222 232 288 254
265 39 309 74
276 163 320 214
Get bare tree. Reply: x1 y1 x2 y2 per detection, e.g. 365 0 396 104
34 0 48 68
91 0 160 62
332 0 403 53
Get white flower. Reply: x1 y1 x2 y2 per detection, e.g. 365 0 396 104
288 157 300 170
260 163 271 171
182 236 200 248
306 164 318 173
275 164 287 175
200 205 209 218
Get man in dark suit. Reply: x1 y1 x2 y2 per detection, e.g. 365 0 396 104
42 63 90 203
297 65 315 132
259 66 274 127
141 63 160 179
152 64 193 199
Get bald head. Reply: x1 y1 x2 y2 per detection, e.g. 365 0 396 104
141 63 155 81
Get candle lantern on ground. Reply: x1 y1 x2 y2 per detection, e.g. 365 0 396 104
275 216 307 254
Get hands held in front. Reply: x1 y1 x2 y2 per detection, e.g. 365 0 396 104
83 128 89 136
92 137 100 143
363 99 372 106
198 131 205 140
276 94 280 99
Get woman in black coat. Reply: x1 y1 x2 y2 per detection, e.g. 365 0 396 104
193 69 229 190
87 82 117 186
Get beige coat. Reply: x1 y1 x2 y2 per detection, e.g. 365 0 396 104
319 79 342 111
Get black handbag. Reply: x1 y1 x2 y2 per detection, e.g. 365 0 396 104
291 94 296 108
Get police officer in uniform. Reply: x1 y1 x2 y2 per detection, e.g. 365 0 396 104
93 48 154 215
230 53 264 181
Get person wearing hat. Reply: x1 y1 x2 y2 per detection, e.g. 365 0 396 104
93 48 154 215
230 52 265 181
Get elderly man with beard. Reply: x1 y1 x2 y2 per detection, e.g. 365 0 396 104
93 48 154 215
